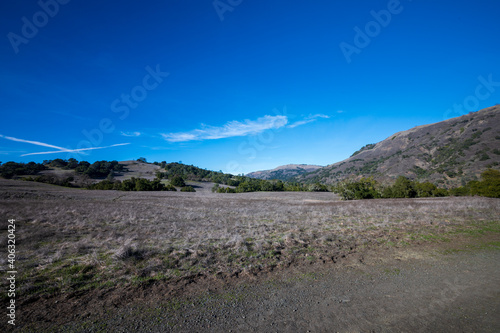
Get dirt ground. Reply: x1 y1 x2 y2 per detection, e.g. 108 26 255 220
0 179 498 332
6 234 499 332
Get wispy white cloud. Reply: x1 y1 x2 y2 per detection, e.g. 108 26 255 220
162 115 288 142
162 133 198 142
286 114 330 129
287 119 315 128
0 134 69 151
310 114 330 119
121 131 141 137
21 143 130 156
337 110 345 114
0 134 130 157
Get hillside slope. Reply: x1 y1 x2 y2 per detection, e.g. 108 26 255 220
297 105 500 187
246 164 323 181
113 160 161 181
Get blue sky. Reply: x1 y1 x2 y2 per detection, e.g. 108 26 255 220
1 0 499 174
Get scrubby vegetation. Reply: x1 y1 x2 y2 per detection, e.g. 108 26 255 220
169 175 186 187
156 162 316 193
180 185 196 192
43 158 124 178
1 159 123 180
209 179 324 193
22 175 75 187
0 161 47 179
350 143 376 157
335 169 500 200
461 168 500 198
3 159 499 198
88 178 177 191
72 159 124 178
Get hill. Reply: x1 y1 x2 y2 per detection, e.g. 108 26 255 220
246 164 323 181
296 105 500 187
113 160 161 181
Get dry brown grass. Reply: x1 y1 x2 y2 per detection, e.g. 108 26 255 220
0 179 499 300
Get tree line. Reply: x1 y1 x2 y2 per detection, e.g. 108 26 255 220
87 177 177 191
0 161 46 179
335 169 500 200
44 158 124 178
3 158 498 198
154 162 329 193
211 179 329 193
1 159 125 187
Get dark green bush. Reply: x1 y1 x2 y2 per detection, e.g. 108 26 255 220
0 161 46 179
336 177 379 200
180 186 196 192
170 175 186 187
390 176 417 198
469 169 500 198
89 177 176 192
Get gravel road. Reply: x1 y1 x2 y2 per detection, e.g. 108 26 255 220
22 236 499 333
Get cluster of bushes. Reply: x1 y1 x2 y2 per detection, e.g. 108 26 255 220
45 158 79 169
74 160 123 178
335 169 500 200
180 186 196 192
22 175 74 187
42 158 124 179
156 163 241 188
350 143 376 157
211 179 327 193
169 175 186 187
0 161 47 179
0 158 124 185
156 162 327 193
88 175 197 192
211 179 286 193
157 162 222 182
455 169 500 198
211 184 235 193
88 178 177 191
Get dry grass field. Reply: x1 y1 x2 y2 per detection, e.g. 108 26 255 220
1 178 499 308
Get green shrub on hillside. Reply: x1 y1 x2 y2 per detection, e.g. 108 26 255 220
308 183 329 192
336 177 380 200
469 169 500 198
389 176 417 198
180 186 196 192
170 175 186 187
334 169 499 200
0 161 47 179
88 178 177 192
23 175 74 187
414 182 437 197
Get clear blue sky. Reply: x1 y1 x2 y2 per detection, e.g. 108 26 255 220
1 0 499 174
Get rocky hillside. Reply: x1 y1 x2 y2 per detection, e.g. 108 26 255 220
296 105 500 187
246 164 323 181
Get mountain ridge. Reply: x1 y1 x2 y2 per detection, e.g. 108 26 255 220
295 105 500 187
246 164 323 181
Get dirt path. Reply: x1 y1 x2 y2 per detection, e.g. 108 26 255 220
13 235 499 333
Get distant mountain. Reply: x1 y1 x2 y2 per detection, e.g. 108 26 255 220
295 105 500 187
246 164 323 181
